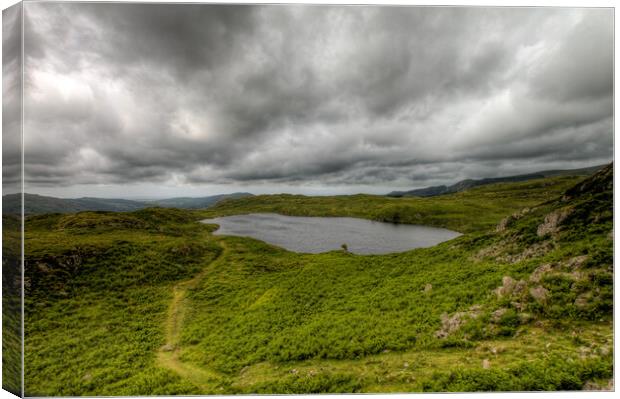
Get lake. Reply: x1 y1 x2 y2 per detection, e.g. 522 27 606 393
201 213 461 255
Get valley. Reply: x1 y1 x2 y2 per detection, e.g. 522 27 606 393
15 167 613 394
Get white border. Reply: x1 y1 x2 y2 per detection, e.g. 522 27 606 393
0 1 616 399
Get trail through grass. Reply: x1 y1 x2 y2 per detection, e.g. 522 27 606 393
156 239 229 391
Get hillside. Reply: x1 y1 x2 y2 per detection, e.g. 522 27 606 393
2 192 253 215
148 193 252 209
387 164 605 198
2 193 146 214
2 213 21 395
201 175 587 234
21 167 612 394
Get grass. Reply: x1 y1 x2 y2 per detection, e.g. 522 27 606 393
155 241 229 391
199 175 583 233
23 209 222 395
19 170 613 394
2 213 22 395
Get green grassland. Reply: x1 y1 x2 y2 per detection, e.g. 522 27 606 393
19 169 613 395
2 213 22 395
199 175 586 233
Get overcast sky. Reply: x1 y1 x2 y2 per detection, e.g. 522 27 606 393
13 3 614 198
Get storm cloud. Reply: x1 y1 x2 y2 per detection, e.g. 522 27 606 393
21 3 613 196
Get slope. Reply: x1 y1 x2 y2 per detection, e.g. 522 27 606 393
387 164 605 198
21 167 612 394
2 192 254 215
173 164 612 393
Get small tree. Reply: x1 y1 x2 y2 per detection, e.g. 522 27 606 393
341 243 348 252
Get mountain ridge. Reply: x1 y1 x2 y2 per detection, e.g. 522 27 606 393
388 164 606 197
2 192 253 215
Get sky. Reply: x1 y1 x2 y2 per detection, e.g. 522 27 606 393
5 3 614 198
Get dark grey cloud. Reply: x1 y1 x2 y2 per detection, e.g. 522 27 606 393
20 4 613 196
2 2 22 193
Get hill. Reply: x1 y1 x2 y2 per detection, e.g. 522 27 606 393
387 164 605 197
2 192 253 214
201 174 587 234
20 167 612 394
147 193 253 209
2 193 147 214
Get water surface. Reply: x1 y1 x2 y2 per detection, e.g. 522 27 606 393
201 213 461 254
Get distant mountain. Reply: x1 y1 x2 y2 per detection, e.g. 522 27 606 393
2 192 254 215
147 193 253 209
387 164 606 198
2 194 146 215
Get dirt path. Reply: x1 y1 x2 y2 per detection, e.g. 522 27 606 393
156 240 229 392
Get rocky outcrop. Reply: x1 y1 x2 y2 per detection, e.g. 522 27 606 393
494 276 527 299
537 207 572 237
506 241 555 264
529 263 554 283
435 305 482 339
436 312 468 339
563 163 613 201
496 217 511 233
529 286 549 303
496 208 531 232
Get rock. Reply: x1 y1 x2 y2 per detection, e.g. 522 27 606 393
511 301 525 311
424 283 433 293
160 344 175 352
494 276 526 298
403 362 409 368
469 304 483 314
496 216 512 232
435 306 483 338
473 242 504 261
537 207 572 237
574 292 591 308
529 286 549 303
566 255 589 270
482 359 491 369
82 373 92 381
513 279 527 295
530 263 554 282
290 369 298 374
435 312 467 339
507 241 554 264
583 379 614 391
491 308 508 323
496 208 530 232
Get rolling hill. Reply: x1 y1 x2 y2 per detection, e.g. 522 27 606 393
2 192 253 215
19 166 613 394
387 164 605 197
147 193 253 209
